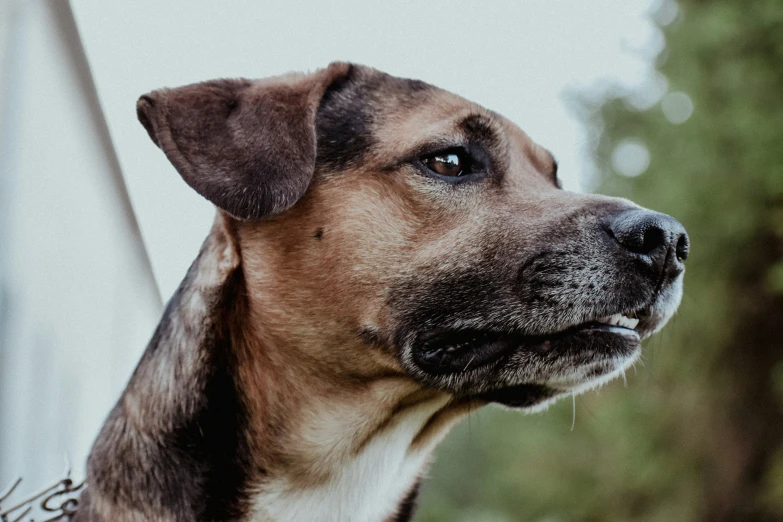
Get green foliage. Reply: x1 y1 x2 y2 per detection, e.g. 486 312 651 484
417 1 783 520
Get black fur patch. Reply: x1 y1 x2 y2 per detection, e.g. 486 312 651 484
173 272 253 520
459 114 501 153
316 66 436 172
389 478 422 522
389 258 514 346
79 254 254 521
316 65 376 171
477 383 555 408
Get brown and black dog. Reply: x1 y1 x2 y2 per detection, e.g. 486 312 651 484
74 62 688 522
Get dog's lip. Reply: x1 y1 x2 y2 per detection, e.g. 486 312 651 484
571 321 641 340
417 307 646 344
413 317 642 376
543 303 663 341
415 329 512 375
473 383 556 409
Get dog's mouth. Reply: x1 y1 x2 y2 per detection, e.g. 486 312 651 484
414 310 643 375
409 308 651 408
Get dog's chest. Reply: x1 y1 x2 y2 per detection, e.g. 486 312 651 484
249 397 448 522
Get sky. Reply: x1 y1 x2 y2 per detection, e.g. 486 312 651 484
72 0 667 300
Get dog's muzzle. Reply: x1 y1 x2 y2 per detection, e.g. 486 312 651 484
402 207 690 409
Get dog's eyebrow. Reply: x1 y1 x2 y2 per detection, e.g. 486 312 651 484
457 113 503 152
381 114 505 172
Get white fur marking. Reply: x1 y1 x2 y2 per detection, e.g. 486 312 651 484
251 396 449 522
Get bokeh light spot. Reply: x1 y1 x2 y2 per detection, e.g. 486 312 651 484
661 91 694 124
611 138 651 177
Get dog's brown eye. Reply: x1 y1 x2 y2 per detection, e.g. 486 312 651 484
418 147 487 181
424 153 464 177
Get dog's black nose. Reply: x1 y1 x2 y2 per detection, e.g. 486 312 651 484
608 209 689 274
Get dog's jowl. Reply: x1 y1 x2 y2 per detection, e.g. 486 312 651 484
74 63 689 522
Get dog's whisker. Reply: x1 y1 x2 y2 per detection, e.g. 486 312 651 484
463 355 476 373
570 393 576 432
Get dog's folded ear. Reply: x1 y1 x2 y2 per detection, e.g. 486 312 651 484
136 62 352 220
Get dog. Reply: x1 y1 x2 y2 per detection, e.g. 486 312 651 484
73 62 689 522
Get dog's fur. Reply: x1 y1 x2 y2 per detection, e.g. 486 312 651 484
74 63 687 522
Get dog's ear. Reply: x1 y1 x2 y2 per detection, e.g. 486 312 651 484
136 62 352 220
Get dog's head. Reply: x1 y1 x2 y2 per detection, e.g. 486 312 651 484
138 62 688 410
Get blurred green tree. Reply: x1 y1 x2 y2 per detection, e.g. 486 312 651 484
417 1 783 520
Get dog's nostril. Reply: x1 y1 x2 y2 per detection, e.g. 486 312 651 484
640 226 667 256
675 233 689 261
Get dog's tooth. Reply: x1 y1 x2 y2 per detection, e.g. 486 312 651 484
597 314 641 328
611 314 639 329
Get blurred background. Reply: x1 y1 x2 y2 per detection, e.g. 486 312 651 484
0 0 781 520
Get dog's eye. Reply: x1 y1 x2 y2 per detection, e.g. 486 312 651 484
416 147 488 182
422 151 469 177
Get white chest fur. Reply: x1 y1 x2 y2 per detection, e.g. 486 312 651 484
250 395 451 522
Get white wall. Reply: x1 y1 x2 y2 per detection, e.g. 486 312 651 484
0 0 160 489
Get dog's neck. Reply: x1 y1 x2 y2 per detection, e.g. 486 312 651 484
229 218 470 521
233 293 459 522
82 215 470 522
